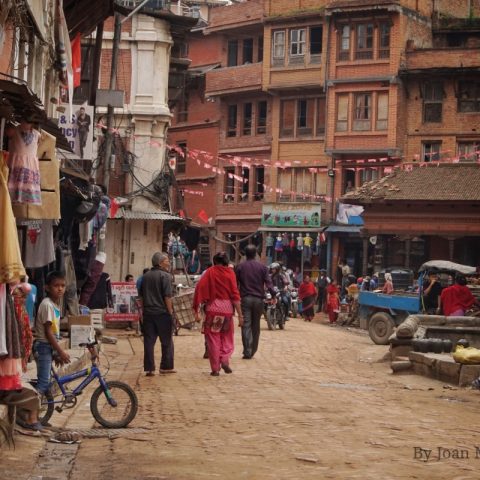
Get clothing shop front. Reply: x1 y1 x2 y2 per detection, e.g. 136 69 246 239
259 203 326 280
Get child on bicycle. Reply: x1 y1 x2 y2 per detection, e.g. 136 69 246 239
33 271 71 394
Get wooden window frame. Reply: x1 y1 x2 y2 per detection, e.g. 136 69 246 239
353 92 372 131
223 167 235 203
227 104 238 137
256 100 267 135
355 23 374 60
272 30 286 66
423 81 444 123
422 141 442 162
338 24 350 61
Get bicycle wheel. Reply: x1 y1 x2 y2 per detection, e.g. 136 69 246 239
90 380 138 428
16 389 54 428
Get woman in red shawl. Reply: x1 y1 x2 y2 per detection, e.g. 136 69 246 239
298 275 317 322
193 252 243 376
439 274 480 317
326 279 340 324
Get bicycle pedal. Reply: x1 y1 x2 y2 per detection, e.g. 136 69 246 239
55 406 63 413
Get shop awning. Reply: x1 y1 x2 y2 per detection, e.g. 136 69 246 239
258 226 325 233
64 0 115 37
111 209 185 221
325 225 362 234
0 78 72 152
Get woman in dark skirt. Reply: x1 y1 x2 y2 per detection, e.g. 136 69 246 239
298 275 317 322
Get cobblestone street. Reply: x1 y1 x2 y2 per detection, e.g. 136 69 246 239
2 316 480 480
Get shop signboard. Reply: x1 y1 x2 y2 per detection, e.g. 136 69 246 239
105 282 140 323
261 203 321 228
58 103 94 159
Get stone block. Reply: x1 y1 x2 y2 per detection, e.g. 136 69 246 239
409 352 436 366
391 344 413 361
434 358 461 384
459 364 480 387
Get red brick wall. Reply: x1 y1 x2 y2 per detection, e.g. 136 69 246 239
208 0 264 29
100 48 132 103
205 62 262 96
104 17 132 34
188 33 222 67
403 78 480 161
168 114 220 222
264 0 327 17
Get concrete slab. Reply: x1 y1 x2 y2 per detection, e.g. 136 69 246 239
458 364 480 387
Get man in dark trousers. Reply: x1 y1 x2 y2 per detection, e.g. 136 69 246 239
139 252 175 376
76 106 91 159
236 244 274 359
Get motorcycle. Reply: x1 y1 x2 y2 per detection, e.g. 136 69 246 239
264 287 286 330
290 288 299 318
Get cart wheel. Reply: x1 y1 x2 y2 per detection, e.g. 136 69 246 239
368 312 395 345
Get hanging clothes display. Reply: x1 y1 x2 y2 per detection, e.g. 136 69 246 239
6 123 41 205
20 219 56 269
304 234 313 261
0 292 23 391
0 153 26 283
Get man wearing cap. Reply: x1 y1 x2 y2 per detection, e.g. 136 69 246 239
139 252 175 376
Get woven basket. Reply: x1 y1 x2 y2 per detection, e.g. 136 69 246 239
172 290 195 326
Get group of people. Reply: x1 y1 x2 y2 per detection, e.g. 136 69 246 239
422 272 480 317
137 245 345 378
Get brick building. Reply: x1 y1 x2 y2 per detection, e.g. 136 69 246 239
169 0 480 276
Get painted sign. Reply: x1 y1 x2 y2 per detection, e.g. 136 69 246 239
58 103 94 159
261 203 321 228
105 282 140 323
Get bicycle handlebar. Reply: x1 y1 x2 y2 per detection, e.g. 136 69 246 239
78 340 98 348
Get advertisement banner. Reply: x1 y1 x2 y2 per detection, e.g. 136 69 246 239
58 103 94 159
105 282 140 323
261 203 321 228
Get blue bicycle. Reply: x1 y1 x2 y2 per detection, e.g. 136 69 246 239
27 341 138 429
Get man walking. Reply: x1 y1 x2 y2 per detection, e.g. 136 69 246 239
316 269 331 313
139 252 175 376
236 245 274 359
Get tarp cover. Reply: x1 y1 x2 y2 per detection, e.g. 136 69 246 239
418 260 476 275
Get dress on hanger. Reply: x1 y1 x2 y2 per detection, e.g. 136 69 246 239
7 126 41 205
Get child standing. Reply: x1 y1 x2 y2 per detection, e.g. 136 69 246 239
33 271 71 394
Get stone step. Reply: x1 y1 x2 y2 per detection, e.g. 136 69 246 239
408 351 480 386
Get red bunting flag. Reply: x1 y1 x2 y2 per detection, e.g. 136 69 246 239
197 209 209 224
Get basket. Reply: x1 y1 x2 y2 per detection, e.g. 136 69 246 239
172 290 195 327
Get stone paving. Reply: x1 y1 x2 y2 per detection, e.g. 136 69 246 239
2 316 480 479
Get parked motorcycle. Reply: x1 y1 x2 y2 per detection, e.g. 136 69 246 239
264 287 286 330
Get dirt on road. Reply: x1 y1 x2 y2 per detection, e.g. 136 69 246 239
2 316 480 480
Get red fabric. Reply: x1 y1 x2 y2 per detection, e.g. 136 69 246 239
197 209 209 224
298 281 316 301
327 284 340 323
71 33 82 88
109 197 119 219
204 318 234 373
0 374 22 390
193 265 240 311
441 284 476 316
